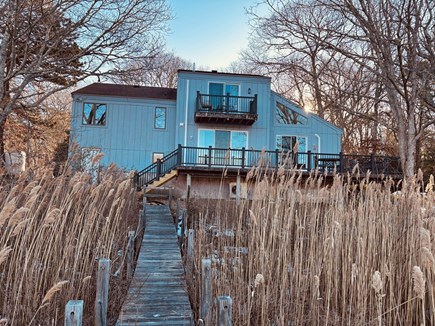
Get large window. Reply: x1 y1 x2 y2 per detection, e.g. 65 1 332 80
276 102 307 125
154 107 166 129
199 129 247 149
83 103 106 126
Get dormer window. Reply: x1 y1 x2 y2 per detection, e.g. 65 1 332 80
276 102 307 125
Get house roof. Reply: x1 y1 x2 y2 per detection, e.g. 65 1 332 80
178 69 271 80
72 83 177 100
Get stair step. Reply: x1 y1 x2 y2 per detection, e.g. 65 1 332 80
145 170 178 193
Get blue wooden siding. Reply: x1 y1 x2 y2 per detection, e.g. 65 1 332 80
176 71 272 149
71 95 176 170
269 92 342 154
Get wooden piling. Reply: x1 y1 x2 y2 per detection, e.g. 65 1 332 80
126 231 135 279
64 300 83 326
95 259 110 326
200 258 212 323
187 229 195 259
217 296 233 326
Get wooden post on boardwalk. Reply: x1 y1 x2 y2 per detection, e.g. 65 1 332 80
217 296 232 326
138 209 143 231
141 207 146 230
95 259 110 326
236 174 241 205
65 300 83 326
126 231 135 279
176 198 181 225
187 229 195 259
200 258 212 323
186 174 191 203
169 187 173 209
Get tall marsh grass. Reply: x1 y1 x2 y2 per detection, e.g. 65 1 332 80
0 166 139 325
186 169 435 325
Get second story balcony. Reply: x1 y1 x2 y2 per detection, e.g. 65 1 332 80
195 91 258 125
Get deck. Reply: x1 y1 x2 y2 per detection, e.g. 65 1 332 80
135 145 402 189
116 205 192 325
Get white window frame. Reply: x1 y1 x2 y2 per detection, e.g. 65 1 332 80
276 135 308 168
197 128 249 166
152 152 164 163
154 107 167 129
207 81 241 96
198 128 249 148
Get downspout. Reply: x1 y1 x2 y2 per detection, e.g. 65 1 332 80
183 79 190 162
314 134 321 153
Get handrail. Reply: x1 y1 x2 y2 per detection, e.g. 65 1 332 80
134 146 402 188
136 147 180 188
195 91 257 114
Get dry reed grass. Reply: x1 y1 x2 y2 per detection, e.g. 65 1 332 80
0 166 139 325
185 167 435 325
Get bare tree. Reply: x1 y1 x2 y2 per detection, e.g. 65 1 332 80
317 0 434 176
0 0 171 162
244 0 435 176
110 52 192 88
243 0 382 153
244 0 344 118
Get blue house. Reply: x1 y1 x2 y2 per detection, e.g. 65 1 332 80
71 70 399 197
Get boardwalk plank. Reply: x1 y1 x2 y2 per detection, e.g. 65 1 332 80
116 205 192 326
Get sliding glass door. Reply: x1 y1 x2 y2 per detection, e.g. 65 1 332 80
208 83 240 111
198 129 247 165
276 135 307 167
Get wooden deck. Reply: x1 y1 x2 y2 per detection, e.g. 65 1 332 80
116 205 192 325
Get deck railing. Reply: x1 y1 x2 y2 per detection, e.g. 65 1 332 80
135 145 402 188
195 91 257 114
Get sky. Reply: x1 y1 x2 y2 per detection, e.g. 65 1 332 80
166 0 260 70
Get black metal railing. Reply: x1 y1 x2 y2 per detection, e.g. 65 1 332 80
195 91 257 114
135 145 402 188
136 147 180 188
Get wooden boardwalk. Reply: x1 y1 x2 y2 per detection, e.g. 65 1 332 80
116 204 192 325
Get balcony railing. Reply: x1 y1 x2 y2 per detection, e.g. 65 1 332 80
194 92 258 125
135 145 402 188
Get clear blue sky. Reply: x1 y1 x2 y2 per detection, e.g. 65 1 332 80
166 0 259 70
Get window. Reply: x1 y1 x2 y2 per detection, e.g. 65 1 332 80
154 107 166 129
152 152 164 163
81 147 101 181
199 129 247 149
276 135 307 152
276 135 307 166
83 103 106 126
276 102 307 125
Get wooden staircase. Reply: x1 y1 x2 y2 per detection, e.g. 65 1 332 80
145 169 178 194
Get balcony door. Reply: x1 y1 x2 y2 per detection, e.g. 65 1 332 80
209 83 239 111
